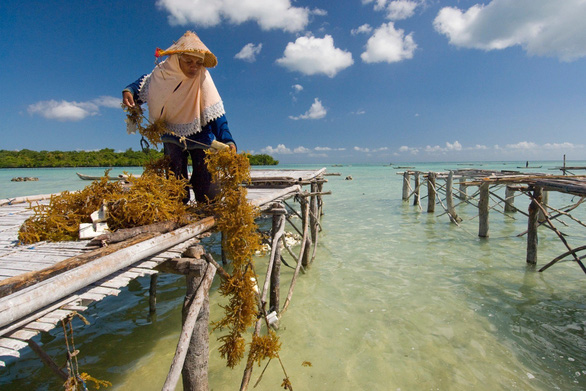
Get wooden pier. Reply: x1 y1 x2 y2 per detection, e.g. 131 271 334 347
0 168 328 389
399 168 586 274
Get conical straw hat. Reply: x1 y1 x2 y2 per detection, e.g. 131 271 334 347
155 31 217 68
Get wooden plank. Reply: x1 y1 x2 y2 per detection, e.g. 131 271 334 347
99 277 132 289
78 292 106 302
86 286 121 296
24 322 56 333
0 337 29 351
6 329 39 341
0 346 20 358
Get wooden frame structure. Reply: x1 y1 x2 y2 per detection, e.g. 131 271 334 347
399 169 586 274
0 168 329 390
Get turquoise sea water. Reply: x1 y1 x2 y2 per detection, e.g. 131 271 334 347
1 162 585 390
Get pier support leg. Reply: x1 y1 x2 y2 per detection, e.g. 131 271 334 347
504 186 516 213
427 172 436 213
478 182 490 238
527 186 543 265
402 172 411 201
458 177 467 200
181 259 209 391
413 172 420 207
446 171 461 223
270 207 286 314
301 198 312 268
149 273 158 314
28 339 68 381
538 191 549 223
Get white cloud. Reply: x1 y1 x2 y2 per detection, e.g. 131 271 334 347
505 141 538 150
315 146 346 151
276 35 354 77
289 98 327 120
351 24 373 35
446 141 462 151
93 96 122 108
262 144 293 154
399 145 420 154
354 146 389 153
292 84 303 93
542 142 578 150
433 0 586 61
386 1 419 20
235 43 262 62
361 22 417 63
27 96 120 121
294 146 311 153
156 0 312 32
363 0 420 20
261 144 326 155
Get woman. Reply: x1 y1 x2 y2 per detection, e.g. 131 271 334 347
122 31 236 203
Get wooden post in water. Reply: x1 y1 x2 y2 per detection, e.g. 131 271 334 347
413 172 420 207
478 182 490 237
149 273 158 314
270 206 286 313
162 256 216 391
310 182 318 253
527 186 543 265
301 197 312 268
458 176 467 200
402 171 411 201
427 172 436 213
446 171 460 223
538 190 549 223
504 186 516 213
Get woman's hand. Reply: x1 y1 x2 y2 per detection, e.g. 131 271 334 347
122 91 135 107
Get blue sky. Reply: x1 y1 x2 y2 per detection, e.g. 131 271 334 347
1 0 585 164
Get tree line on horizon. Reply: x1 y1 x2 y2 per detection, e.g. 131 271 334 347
0 149 278 168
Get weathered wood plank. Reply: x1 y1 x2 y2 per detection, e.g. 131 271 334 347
0 337 28 351
0 346 20 358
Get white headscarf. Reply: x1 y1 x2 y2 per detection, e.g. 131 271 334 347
138 54 225 137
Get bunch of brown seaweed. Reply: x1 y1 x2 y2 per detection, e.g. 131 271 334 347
206 148 283 372
18 169 189 244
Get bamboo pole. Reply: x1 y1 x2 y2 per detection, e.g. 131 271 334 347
0 217 216 330
427 172 436 213
181 259 210 391
281 197 311 315
540 245 586 272
28 339 68 381
478 182 490 238
529 193 586 274
526 186 542 265
162 259 216 391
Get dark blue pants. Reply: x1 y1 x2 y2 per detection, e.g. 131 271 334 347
164 143 216 203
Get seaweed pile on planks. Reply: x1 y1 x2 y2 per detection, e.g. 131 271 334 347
17 164 190 244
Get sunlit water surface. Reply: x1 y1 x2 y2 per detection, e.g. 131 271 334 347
1 162 585 390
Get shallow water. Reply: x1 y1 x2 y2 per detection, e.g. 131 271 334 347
1 162 585 390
